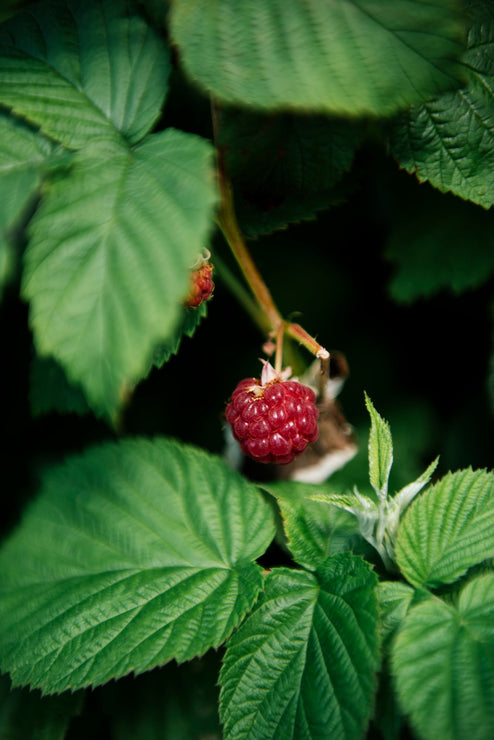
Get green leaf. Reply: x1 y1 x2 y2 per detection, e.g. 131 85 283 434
237 189 353 240
0 1 31 23
0 114 54 234
101 654 222 740
29 355 90 417
217 108 361 237
0 113 58 297
377 581 415 649
0 0 171 148
263 481 360 570
389 1 494 208
0 674 83 740
152 301 208 370
22 130 217 418
365 393 393 502
0 114 60 298
0 241 14 298
395 468 494 588
220 108 360 236
386 189 494 303
171 0 464 116
136 0 168 31
372 667 404 740
0 438 275 694
220 109 362 194
392 572 494 740
219 553 380 740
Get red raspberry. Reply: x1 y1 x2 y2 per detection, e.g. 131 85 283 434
225 363 319 465
186 261 214 308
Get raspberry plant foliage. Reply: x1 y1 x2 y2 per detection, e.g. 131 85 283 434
1 0 494 739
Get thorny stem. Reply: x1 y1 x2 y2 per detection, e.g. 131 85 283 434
212 99 329 370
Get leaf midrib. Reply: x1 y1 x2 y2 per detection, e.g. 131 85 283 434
0 564 229 593
10 567 238 691
37 148 132 367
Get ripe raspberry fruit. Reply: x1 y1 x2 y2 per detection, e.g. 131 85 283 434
225 362 319 464
186 260 214 308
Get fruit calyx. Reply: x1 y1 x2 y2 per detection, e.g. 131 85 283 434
245 360 292 397
225 362 319 465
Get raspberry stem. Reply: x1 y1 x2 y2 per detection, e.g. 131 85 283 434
285 322 330 375
212 100 330 369
213 253 270 333
275 323 284 374
213 123 282 332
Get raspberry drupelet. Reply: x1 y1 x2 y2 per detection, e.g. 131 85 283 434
186 261 214 308
225 362 319 464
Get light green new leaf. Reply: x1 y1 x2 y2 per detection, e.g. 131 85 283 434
0 0 171 149
309 489 376 551
393 573 494 740
170 0 464 116
0 675 83 740
395 468 494 588
389 1 494 208
310 489 374 514
22 130 217 417
264 481 360 571
365 393 393 502
0 438 275 694
220 553 379 740
392 457 439 517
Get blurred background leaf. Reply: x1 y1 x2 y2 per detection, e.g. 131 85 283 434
171 0 465 116
386 186 494 303
217 107 362 237
389 0 494 208
100 654 221 740
0 674 83 740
